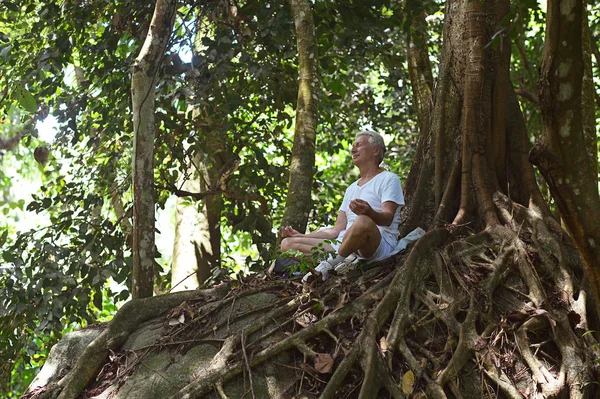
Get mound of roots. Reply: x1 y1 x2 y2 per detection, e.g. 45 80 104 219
27 196 600 399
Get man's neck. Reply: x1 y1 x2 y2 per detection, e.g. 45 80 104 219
358 164 382 179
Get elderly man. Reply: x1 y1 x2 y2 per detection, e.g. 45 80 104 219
280 131 404 279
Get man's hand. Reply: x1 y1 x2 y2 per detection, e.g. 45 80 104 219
349 199 373 216
279 226 302 238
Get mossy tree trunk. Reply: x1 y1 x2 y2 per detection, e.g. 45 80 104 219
131 0 176 299
281 0 319 232
398 0 599 395
531 0 600 306
405 0 434 138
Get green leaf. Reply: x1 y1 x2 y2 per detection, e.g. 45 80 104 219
0 45 11 60
26 201 40 211
93 290 103 310
4 2 19 12
41 198 52 209
3 250 15 262
13 85 37 113
0 230 8 247
330 79 346 98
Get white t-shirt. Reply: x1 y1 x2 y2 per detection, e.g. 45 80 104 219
337 171 404 247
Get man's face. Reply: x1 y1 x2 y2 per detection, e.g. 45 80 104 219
351 135 377 165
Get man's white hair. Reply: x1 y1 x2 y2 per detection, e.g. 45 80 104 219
355 131 386 163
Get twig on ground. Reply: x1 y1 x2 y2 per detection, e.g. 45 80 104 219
240 332 255 399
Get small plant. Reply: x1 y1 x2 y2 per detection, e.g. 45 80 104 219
279 240 337 275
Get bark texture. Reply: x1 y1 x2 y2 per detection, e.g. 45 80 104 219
531 0 600 306
406 0 434 137
131 0 176 298
281 0 319 232
581 2 598 177
399 0 600 394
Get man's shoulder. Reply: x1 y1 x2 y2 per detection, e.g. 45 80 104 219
343 179 360 193
379 170 401 183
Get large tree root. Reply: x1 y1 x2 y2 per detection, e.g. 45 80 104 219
28 200 600 399
165 208 597 398
28 287 230 399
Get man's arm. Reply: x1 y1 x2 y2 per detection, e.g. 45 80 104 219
349 200 399 226
281 211 347 239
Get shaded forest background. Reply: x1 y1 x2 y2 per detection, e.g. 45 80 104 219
0 0 599 397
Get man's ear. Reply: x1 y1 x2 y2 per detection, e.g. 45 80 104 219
374 147 381 159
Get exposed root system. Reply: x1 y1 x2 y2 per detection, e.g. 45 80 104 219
27 196 600 399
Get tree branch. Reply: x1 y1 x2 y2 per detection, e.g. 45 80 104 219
514 88 539 105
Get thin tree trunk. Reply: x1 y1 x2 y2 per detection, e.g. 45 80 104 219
171 17 227 289
281 0 319 232
171 159 204 292
533 0 600 306
588 29 600 109
404 1 437 213
131 0 176 299
111 182 133 241
198 189 222 284
581 2 598 179
405 0 434 138
171 150 223 290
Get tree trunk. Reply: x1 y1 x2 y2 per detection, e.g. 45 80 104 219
405 0 434 138
171 150 223 290
131 0 176 298
581 2 598 174
399 0 599 395
171 161 204 292
589 27 600 108
531 0 600 306
171 17 227 289
281 0 319 232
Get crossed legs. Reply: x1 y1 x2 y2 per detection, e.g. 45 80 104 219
280 215 382 259
280 236 335 256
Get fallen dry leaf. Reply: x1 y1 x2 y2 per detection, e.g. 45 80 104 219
379 336 388 354
295 313 317 328
473 337 487 351
401 370 415 395
168 315 184 326
314 353 334 374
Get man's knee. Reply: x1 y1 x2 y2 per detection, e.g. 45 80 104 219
352 214 377 231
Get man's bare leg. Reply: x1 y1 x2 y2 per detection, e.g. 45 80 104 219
281 237 336 256
337 215 381 258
